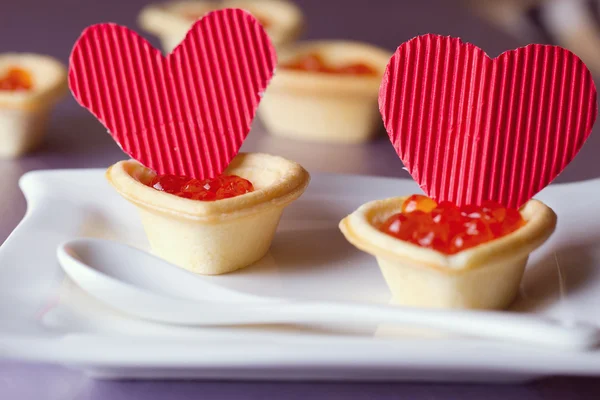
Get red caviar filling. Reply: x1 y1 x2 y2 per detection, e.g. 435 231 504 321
379 195 525 255
0 67 33 91
282 53 377 76
147 173 254 201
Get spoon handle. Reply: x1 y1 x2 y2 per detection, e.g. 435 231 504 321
221 300 598 350
56 238 599 350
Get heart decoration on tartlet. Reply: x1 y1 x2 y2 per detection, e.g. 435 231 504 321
69 8 276 180
341 34 596 310
68 9 309 275
379 34 597 209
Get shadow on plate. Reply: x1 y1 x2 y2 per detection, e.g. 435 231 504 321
278 198 350 232
241 227 356 277
511 243 598 313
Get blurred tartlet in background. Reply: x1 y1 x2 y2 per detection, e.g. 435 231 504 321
138 0 304 53
0 54 67 158
258 41 391 143
465 0 600 75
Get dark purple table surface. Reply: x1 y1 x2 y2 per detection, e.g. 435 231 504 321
1 0 600 398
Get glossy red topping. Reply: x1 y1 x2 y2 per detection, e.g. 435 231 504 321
0 67 33 91
282 53 377 76
147 173 254 201
379 195 525 254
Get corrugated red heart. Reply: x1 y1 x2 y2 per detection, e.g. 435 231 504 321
379 34 597 208
69 9 276 179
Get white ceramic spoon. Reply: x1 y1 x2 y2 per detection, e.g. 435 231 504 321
56 238 599 350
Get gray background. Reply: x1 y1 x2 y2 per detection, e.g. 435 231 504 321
1 0 599 398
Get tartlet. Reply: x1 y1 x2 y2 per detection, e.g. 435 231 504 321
0 53 67 157
339 196 557 310
258 41 392 143
138 0 304 53
107 152 310 275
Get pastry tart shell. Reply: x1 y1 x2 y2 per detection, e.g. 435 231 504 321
138 0 304 53
258 41 392 143
0 53 67 157
339 196 557 309
106 153 310 275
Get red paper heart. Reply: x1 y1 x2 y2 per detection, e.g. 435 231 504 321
379 34 597 208
69 9 276 179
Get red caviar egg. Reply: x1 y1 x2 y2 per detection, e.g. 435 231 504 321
501 207 525 236
379 196 525 254
410 211 451 250
148 173 254 201
379 213 415 241
431 201 463 229
402 194 438 213
481 200 507 222
452 218 494 252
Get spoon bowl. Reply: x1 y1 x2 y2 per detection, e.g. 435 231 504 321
59 238 264 303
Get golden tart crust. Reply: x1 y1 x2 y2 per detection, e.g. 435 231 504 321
258 41 392 143
340 196 557 309
107 153 309 275
138 0 304 53
0 53 67 110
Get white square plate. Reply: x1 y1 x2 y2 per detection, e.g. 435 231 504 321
1 169 600 382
